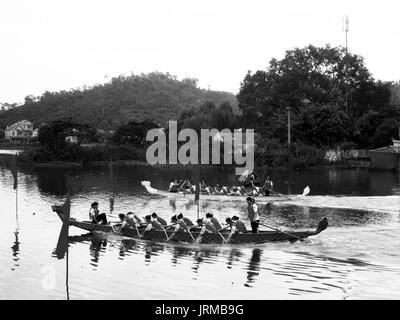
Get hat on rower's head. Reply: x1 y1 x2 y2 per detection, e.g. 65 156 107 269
127 211 134 215
177 213 183 219
91 202 99 207
206 213 213 218
232 215 239 221
151 212 158 218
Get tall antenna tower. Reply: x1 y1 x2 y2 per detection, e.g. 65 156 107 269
342 15 350 115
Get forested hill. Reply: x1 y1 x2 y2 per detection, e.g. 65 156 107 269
0 72 238 130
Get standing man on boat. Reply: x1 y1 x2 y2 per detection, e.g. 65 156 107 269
89 202 108 224
246 197 260 233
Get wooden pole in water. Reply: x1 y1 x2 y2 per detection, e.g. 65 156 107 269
66 244 70 300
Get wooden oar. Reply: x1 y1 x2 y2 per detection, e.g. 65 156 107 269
186 228 196 242
217 230 227 244
176 180 187 193
259 222 304 242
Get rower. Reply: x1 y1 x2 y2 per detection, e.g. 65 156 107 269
167 215 195 242
177 213 194 227
261 176 274 196
197 217 217 235
118 213 138 229
231 215 247 233
151 212 167 226
248 171 259 186
221 186 229 195
89 202 108 225
213 185 222 195
206 213 223 231
139 215 164 238
169 179 180 193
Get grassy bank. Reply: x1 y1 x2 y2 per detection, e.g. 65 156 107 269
15 141 368 170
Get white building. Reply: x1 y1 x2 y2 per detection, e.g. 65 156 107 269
5 120 35 141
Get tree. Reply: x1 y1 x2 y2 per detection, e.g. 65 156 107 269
178 101 237 131
295 104 352 147
38 119 75 153
38 119 98 153
237 45 391 128
237 44 393 147
112 120 159 147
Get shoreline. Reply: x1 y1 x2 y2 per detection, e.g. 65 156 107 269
15 159 374 170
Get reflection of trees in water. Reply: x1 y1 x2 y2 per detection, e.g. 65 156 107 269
36 168 68 195
245 248 262 287
11 229 20 271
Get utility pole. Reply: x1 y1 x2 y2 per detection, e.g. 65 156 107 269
287 106 291 149
287 106 292 195
343 15 350 115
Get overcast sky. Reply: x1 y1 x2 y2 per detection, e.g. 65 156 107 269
1 0 399 103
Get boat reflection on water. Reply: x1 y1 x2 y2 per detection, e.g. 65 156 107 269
56 230 269 288
245 248 262 287
89 237 108 265
11 229 20 271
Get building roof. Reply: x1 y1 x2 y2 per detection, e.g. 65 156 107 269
6 120 33 131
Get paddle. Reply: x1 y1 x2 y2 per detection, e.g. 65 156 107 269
162 227 169 240
217 225 230 244
176 180 187 193
186 228 196 242
259 222 304 242
217 230 227 244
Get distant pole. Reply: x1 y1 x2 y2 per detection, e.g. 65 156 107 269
287 107 291 149
287 106 292 195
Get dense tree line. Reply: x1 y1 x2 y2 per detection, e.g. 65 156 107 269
236 44 400 150
0 72 238 130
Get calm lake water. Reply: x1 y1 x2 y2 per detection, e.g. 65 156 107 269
1 160 399 300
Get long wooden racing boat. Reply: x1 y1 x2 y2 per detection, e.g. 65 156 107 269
52 207 328 244
141 181 310 203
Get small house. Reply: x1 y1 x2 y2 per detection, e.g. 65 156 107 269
4 120 35 142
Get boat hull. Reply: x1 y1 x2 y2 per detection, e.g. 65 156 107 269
140 181 300 203
59 215 328 244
